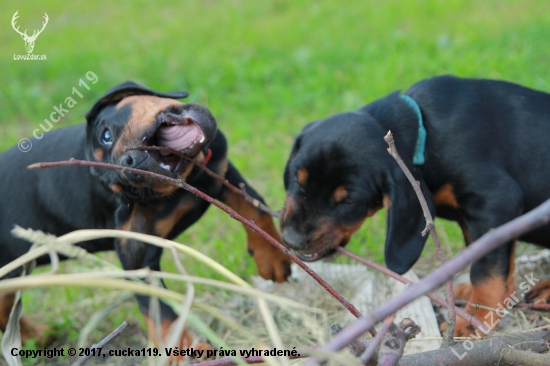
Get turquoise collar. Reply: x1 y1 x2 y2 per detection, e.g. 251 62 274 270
399 94 426 165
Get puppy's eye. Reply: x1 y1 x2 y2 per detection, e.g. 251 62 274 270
101 128 113 146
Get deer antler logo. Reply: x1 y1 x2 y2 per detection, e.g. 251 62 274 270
11 11 49 54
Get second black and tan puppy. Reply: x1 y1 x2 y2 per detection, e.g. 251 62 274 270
279 75 550 336
0 82 290 349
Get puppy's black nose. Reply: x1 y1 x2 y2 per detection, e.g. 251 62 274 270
123 154 134 167
282 228 306 250
120 152 147 182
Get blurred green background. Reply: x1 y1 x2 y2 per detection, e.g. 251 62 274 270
1 0 549 358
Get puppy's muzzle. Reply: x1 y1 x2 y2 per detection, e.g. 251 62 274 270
281 228 306 251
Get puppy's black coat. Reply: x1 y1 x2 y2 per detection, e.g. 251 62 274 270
280 75 550 336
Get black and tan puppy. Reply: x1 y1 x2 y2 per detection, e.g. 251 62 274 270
279 75 550 336
0 82 290 348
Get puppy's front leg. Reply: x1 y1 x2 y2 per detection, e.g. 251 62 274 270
115 202 211 357
0 293 52 346
218 162 291 282
114 201 151 270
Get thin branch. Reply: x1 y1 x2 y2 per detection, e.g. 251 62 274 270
384 130 456 345
72 321 128 366
359 316 394 365
28 159 371 335
304 197 550 365
171 328 550 366
330 324 369 358
377 318 421 366
397 329 550 366
498 349 550 366
517 303 550 309
339 247 485 331
128 145 280 218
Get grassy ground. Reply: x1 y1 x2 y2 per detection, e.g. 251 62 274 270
1 0 550 363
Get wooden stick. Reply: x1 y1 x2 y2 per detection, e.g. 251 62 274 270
384 130 456 345
72 321 128 366
128 145 280 218
28 159 371 335
305 197 550 364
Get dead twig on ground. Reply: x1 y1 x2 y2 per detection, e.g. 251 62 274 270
517 302 550 309
330 324 369 359
332 318 420 366
194 329 550 366
359 316 394 365
377 318 421 366
397 329 550 366
71 321 128 366
305 197 550 365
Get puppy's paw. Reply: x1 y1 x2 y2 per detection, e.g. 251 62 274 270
439 321 447 334
20 319 54 346
525 280 550 304
145 318 213 363
443 313 477 337
251 247 291 283
195 342 214 361
453 306 496 338
453 317 477 337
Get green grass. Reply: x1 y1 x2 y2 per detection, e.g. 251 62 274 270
2 0 550 357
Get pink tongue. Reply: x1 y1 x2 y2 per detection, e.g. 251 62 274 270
157 124 203 152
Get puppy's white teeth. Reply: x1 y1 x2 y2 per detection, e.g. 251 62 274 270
199 136 205 143
159 163 171 171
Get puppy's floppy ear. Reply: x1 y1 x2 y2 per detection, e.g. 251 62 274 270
384 169 434 274
284 121 319 189
284 135 303 190
85 81 189 122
